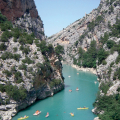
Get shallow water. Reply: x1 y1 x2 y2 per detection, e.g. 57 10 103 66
12 64 98 120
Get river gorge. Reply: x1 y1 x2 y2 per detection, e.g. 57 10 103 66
12 64 98 120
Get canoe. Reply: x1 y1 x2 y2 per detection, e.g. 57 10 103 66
77 107 88 110
33 111 41 115
17 116 29 120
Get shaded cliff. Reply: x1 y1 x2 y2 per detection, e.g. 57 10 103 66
0 0 45 40
0 1 64 119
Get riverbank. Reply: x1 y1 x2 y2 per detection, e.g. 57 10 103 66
62 62 97 75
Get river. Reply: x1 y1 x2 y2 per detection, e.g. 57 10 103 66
12 64 98 120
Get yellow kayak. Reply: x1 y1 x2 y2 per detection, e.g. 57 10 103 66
77 107 88 110
17 116 29 120
70 113 74 116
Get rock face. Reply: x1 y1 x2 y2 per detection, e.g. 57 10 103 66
0 1 64 119
47 0 120 119
0 0 45 40
47 0 120 63
0 0 38 21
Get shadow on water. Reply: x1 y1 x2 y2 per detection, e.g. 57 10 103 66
65 85 70 88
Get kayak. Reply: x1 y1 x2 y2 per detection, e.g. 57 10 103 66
17 116 29 120
33 111 41 115
45 114 49 117
70 113 74 116
76 89 79 91
77 107 88 110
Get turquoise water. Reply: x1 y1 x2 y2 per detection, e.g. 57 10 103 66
12 64 98 120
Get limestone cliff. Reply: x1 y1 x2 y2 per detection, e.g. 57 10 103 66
0 0 45 40
47 0 120 119
0 1 64 119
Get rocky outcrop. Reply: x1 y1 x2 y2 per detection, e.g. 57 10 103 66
0 0 38 21
0 0 45 40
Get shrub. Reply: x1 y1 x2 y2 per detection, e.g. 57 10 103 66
22 46 30 55
55 45 64 59
0 30 12 42
38 40 49 55
0 12 7 23
22 57 33 64
19 64 27 70
1 21 12 31
0 43 7 51
106 40 115 49
2 70 12 77
14 71 23 83
13 54 21 61
97 49 109 65
102 60 107 65
1 52 13 60
115 55 120 64
100 82 112 94
5 85 27 101
13 47 17 52
0 84 5 92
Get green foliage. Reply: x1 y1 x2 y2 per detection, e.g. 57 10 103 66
22 57 34 64
0 84 5 92
88 20 95 32
55 44 64 60
5 85 27 101
47 44 54 55
0 21 12 31
115 55 120 64
100 32 109 45
102 60 107 65
88 15 104 32
1 52 13 60
110 20 120 37
12 27 21 39
74 41 78 47
0 43 7 51
114 68 120 80
82 40 97 68
94 94 120 120
0 30 12 42
55 45 64 55
110 62 114 67
2 70 12 77
97 48 109 65
37 40 49 55
0 12 7 23
13 54 21 61
1 52 21 61
19 64 27 70
100 82 112 94
13 47 17 52
14 71 23 83
49 79 61 88
20 45 30 55
106 40 115 49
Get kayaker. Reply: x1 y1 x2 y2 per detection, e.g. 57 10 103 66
24 115 26 118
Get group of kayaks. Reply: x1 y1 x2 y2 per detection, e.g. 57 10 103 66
69 87 79 92
17 107 88 119
69 107 89 117
17 111 49 120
